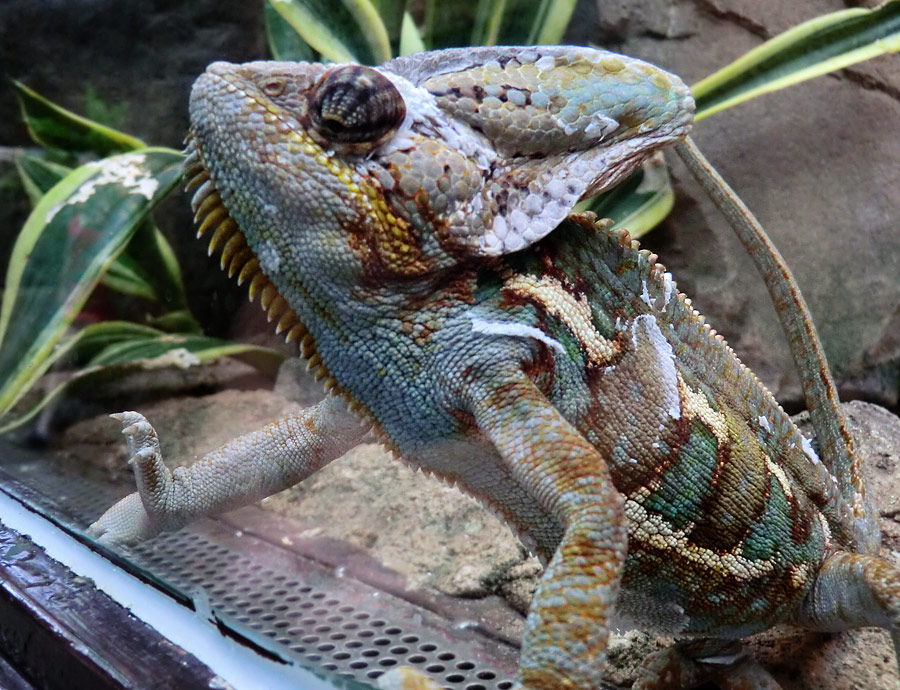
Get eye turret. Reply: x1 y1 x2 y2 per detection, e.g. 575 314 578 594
308 65 406 146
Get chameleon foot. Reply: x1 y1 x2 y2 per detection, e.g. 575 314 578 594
88 411 173 546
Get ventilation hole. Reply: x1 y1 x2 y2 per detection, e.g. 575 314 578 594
366 670 385 679
384 626 402 635
408 655 427 664
342 622 360 630
425 664 445 673
361 649 380 658
353 612 370 620
349 661 368 670
466 685 488 690
311 592 326 600
456 661 475 670
322 663 338 671
333 652 351 661
438 652 456 661
476 671 497 680
305 654 322 662
346 641 364 649
389 646 409 655
497 682 515 690
329 632 347 641
373 637 391 646
359 630 375 638
401 635 420 643
316 643 335 652
338 605 354 613
420 643 438 652
446 674 465 683
301 635 320 644
370 619 386 627
378 658 398 667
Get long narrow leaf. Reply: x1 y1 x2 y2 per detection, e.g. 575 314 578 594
0 148 184 419
268 0 390 64
694 0 900 119
0 334 285 434
15 155 72 206
399 12 426 56
265 1 317 61
529 0 577 45
13 80 145 155
369 0 406 56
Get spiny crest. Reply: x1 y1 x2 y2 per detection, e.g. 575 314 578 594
182 134 388 431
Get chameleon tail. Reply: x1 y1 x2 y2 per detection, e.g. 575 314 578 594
674 137 878 555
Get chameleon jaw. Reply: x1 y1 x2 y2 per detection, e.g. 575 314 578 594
182 134 341 392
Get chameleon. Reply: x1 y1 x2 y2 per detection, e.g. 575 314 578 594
86 45 900 689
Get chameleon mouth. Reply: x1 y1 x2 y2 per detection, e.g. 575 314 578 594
181 134 340 394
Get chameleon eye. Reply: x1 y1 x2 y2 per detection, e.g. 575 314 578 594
309 65 406 145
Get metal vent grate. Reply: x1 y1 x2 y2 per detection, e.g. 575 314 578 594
0 445 520 690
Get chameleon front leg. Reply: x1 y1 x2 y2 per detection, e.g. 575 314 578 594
88 395 367 546
467 371 628 690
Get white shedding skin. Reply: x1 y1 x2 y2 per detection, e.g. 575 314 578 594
801 435 822 466
758 415 772 433
631 314 681 421
470 315 566 354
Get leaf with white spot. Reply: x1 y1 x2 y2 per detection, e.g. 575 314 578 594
0 148 184 423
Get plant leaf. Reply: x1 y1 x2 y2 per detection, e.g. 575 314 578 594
694 0 900 120
577 155 674 238
103 219 193 317
265 0 318 61
528 0 577 44
13 80 145 155
370 0 406 56
0 332 285 434
399 11 426 56
15 155 72 206
0 148 185 421
267 0 391 65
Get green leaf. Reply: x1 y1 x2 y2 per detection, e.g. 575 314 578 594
15 155 72 206
267 0 391 64
694 0 900 120
0 331 285 434
370 0 406 56
265 0 317 61
399 11 426 56
0 148 185 422
104 219 194 316
527 0 577 44
576 155 674 238
470 0 507 46
13 80 145 155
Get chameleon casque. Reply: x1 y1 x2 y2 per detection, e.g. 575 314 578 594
87 46 900 689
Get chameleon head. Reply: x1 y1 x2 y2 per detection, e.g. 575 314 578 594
186 48 694 295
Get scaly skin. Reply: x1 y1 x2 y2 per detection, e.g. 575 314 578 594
89 47 900 689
